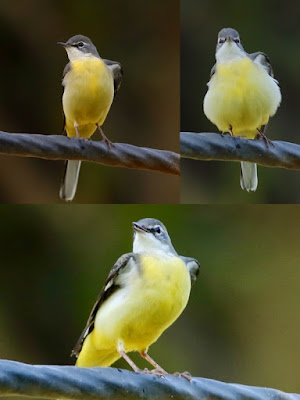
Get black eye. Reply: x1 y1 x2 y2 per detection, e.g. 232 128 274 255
218 38 225 44
154 226 162 234
77 42 84 48
234 38 240 44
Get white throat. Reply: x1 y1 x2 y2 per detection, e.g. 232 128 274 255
216 41 246 63
133 232 175 257
65 47 95 62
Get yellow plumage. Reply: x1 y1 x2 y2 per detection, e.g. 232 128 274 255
76 254 191 368
204 57 281 138
63 57 114 138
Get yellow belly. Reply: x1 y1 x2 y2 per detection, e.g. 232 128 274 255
203 57 281 138
76 254 191 367
63 57 114 138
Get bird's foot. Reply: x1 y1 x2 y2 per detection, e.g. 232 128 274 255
97 124 115 149
142 368 168 378
221 131 230 137
101 135 115 149
173 370 193 382
256 129 274 148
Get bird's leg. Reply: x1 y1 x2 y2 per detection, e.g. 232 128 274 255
117 343 167 378
140 351 168 377
173 370 193 382
74 121 80 139
140 350 192 381
117 348 142 373
221 126 232 137
256 128 274 148
96 124 115 149
228 125 248 140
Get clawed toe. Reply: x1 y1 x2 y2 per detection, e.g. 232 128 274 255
221 131 231 137
101 137 115 149
173 371 193 382
96 124 115 149
259 135 274 148
256 130 274 148
141 368 167 378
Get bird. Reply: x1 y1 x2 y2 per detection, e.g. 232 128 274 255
203 28 281 192
71 218 200 380
58 34 122 201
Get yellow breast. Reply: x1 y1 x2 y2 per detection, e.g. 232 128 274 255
92 254 191 353
203 57 281 138
63 57 114 138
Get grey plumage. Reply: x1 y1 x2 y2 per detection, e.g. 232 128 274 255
59 34 100 57
249 51 274 77
133 218 177 254
180 256 200 285
216 28 244 52
103 59 123 95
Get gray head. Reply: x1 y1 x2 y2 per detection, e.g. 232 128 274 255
132 218 177 255
217 28 243 50
58 34 100 61
215 28 245 62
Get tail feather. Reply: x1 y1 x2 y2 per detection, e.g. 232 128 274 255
59 160 82 201
240 162 258 192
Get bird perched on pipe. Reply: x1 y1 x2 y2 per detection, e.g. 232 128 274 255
203 28 281 192
71 218 200 380
58 34 122 201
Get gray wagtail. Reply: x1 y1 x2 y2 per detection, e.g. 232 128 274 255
71 218 199 380
203 28 281 191
58 34 122 201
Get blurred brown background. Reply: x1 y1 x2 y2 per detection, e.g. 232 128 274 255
0 205 299 399
0 0 179 203
181 0 300 203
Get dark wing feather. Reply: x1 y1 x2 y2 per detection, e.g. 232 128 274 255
71 252 136 357
62 61 72 80
248 51 274 77
248 51 277 137
180 256 200 286
103 59 123 95
210 63 216 79
61 62 72 134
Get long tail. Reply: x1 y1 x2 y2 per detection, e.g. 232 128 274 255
240 162 258 192
59 160 82 201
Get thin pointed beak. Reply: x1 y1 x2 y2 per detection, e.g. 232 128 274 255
57 41 68 47
132 222 148 233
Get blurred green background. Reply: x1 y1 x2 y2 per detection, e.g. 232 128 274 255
181 0 300 203
0 0 179 203
0 205 299 400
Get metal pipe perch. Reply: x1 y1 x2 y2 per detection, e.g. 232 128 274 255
180 132 300 170
0 360 299 400
0 131 180 176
